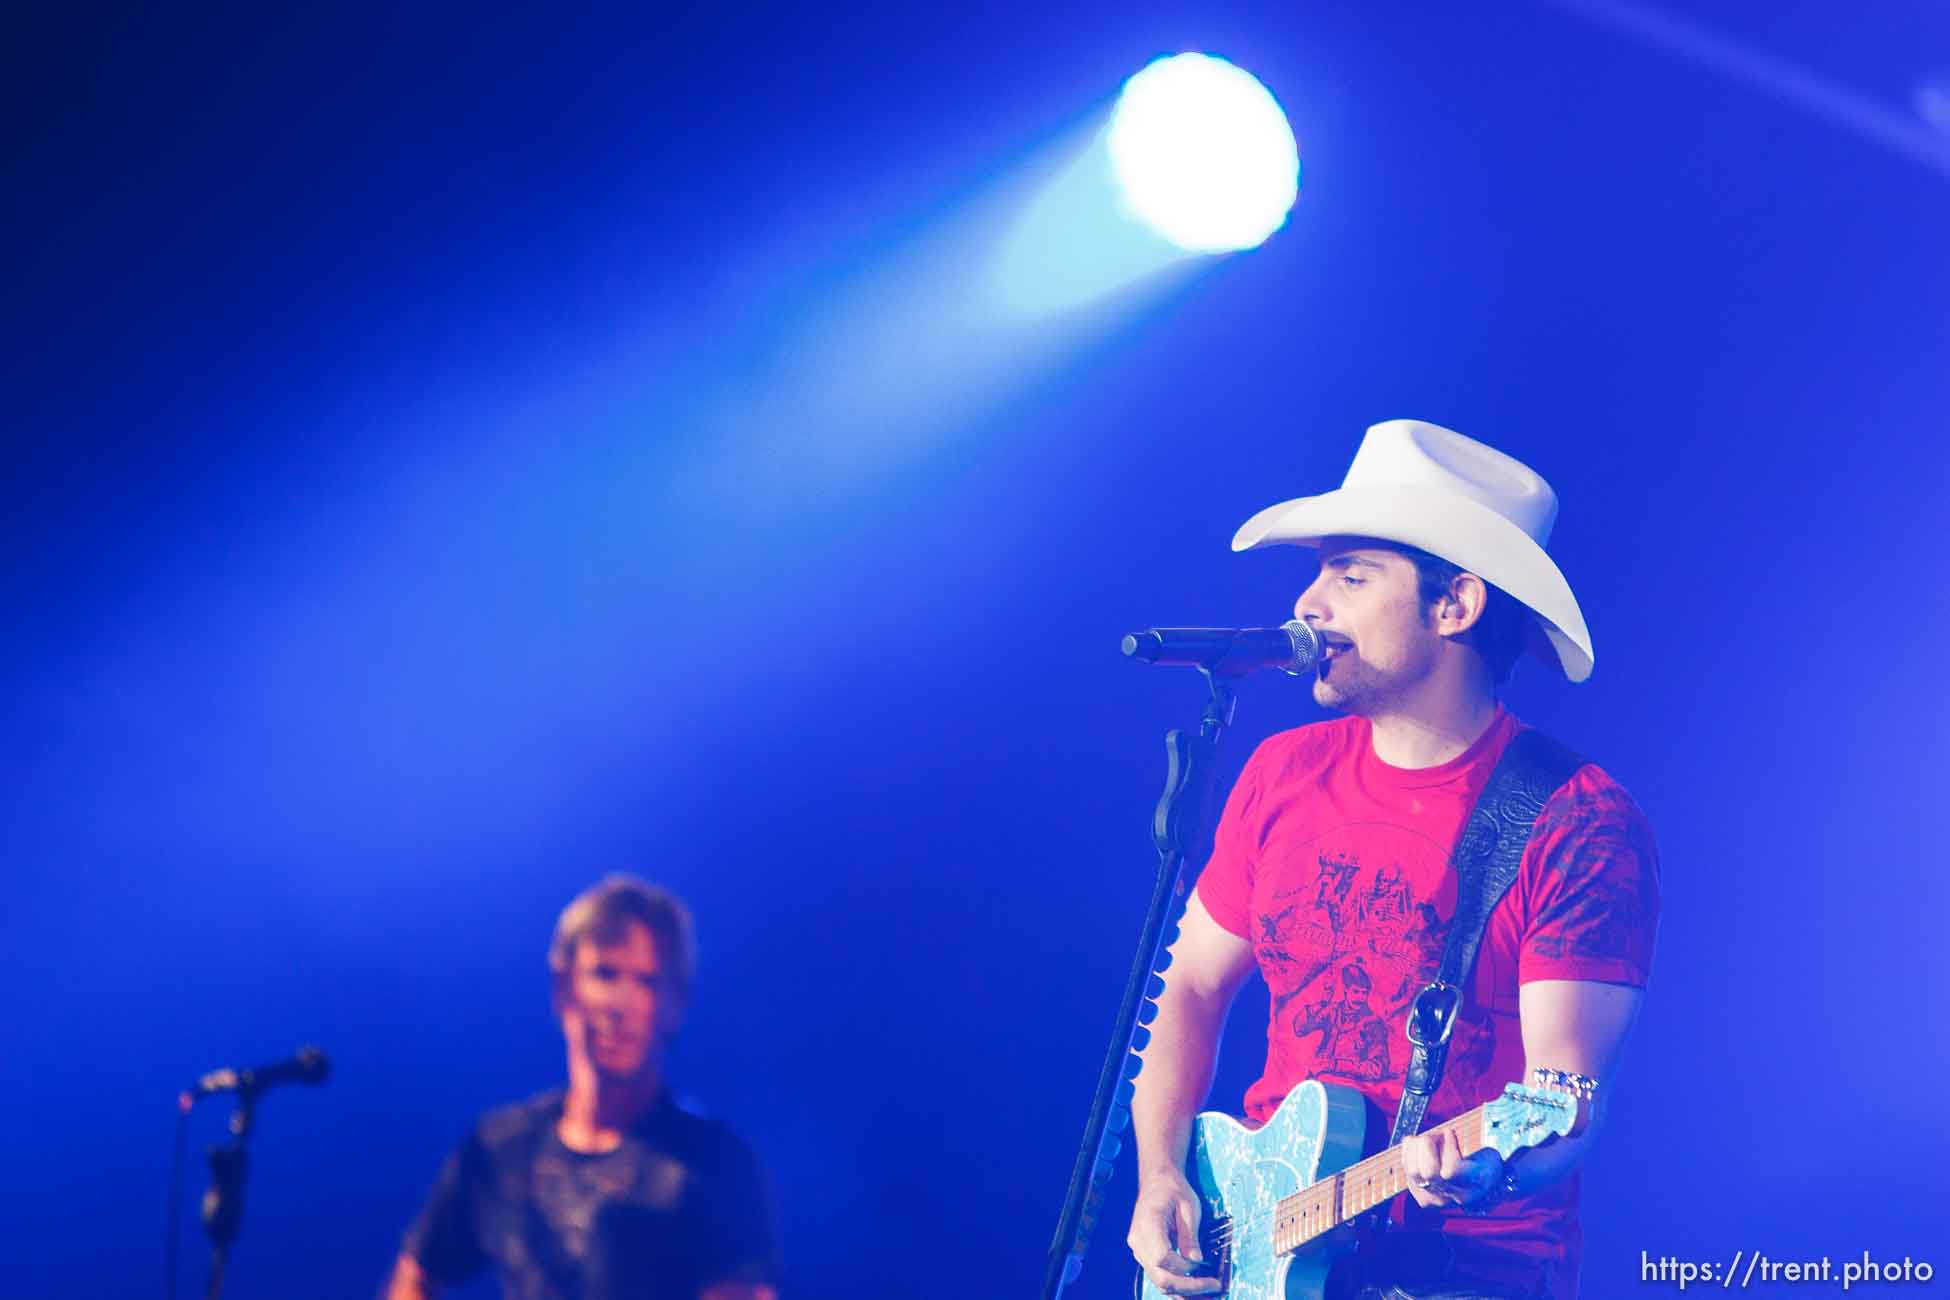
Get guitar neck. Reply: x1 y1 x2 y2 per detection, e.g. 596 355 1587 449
1268 1104 1491 1256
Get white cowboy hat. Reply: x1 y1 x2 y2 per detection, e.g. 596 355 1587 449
1231 419 1594 682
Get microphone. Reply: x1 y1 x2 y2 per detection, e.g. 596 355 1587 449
185 1046 331 1103
1121 620 1326 678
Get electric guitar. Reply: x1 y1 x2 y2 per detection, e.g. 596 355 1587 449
1136 1069 1590 1300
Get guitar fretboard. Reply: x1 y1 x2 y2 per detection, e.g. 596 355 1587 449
1269 1108 1486 1256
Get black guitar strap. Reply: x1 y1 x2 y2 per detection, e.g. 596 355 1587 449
1386 727 1587 1148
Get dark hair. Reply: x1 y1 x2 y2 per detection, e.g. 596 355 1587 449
1395 545 1530 685
548 875 696 999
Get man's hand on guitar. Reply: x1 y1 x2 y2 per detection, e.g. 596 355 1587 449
1402 1125 1504 1210
1129 1170 1223 1296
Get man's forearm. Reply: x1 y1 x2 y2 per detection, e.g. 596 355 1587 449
1130 980 1230 1181
384 1254 438 1300
1503 980 1642 1200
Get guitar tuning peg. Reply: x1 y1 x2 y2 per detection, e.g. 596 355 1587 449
1108 1104 1131 1133
1138 1000 1160 1026
1132 1025 1152 1051
1147 974 1167 998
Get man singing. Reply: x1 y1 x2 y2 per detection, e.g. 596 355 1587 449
1126 420 1659 1300
387 876 779 1300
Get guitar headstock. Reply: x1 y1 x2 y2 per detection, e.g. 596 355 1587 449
1480 1068 1597 1158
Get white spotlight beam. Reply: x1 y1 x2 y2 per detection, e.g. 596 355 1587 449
1545 0 1950 181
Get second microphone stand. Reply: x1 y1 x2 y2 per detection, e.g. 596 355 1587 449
199 1090 257 1300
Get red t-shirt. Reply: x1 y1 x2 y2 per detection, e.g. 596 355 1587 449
1195 707 1659 1300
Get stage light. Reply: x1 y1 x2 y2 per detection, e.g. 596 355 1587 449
1107 53 1299 253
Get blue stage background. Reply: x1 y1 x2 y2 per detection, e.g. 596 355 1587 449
4 2 1945 1296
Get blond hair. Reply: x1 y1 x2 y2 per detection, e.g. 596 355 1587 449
547 875 696 998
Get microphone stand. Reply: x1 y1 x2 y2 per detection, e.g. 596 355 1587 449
199 1089 256 1300
1041 665 1240 1300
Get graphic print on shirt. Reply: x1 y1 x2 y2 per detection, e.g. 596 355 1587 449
1255 822 1494 1092
1258 849 1358 1004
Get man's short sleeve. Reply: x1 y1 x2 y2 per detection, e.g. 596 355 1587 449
400 1133 490 1284
1517 764 1661 988
1194 741 1271 939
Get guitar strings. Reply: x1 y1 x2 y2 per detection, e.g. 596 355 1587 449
1198 1112 1476 1252
1199 1089 1573 1256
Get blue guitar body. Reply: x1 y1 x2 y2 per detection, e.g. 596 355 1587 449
1138 1079 1370 1300
1131 1075 1584 1300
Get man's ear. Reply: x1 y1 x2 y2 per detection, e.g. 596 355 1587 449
1434 572 1489 638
